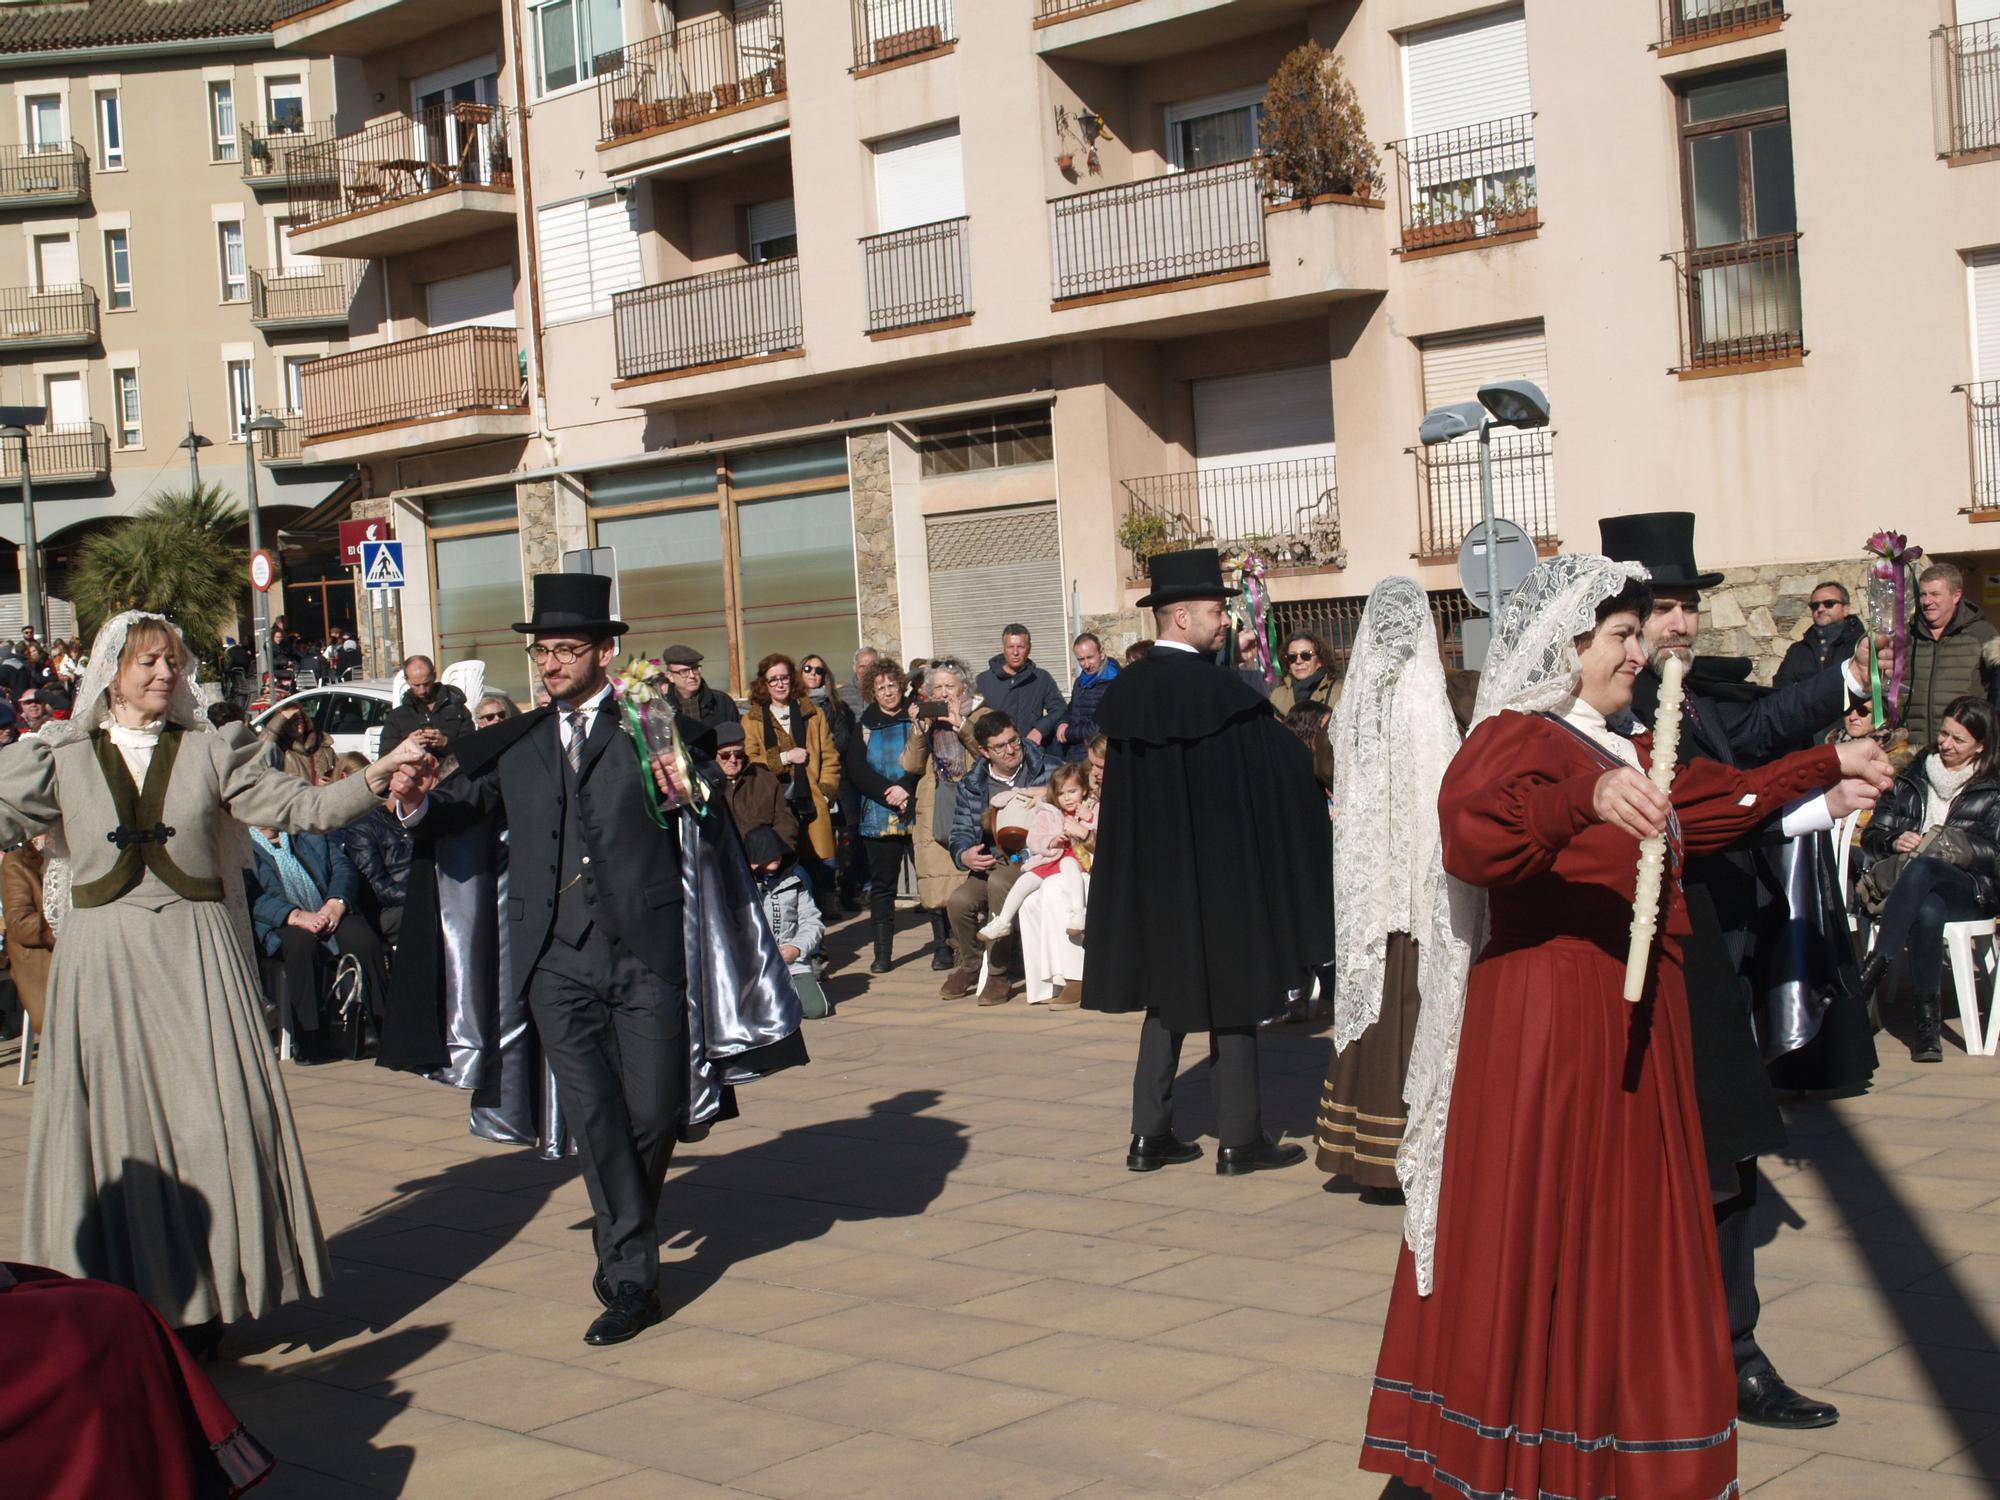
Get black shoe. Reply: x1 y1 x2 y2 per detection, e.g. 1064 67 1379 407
584 1284 663 1346
1737 1370 1838 1429
1127 1133 1204 1172
1913 999 1944 1063
1216 1138 1308 1176
1851 951 1888 1005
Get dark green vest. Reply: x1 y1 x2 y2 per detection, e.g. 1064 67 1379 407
72 726 223 908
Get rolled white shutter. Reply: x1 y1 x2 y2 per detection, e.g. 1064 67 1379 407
1420 325 1549 409
873 123 965 234
1402 6 1531 136
426 265 516 331
926 504 1068 686
1959 0 2000 25
1973 252 2000 383
1192 366 1336 468
586 194 643 304
538 199 593 324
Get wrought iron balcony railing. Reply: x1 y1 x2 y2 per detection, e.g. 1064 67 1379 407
1935 19 2000 160
288 104 515 229
1120 455 1341 576
1665 234 1804 374
0 422 110 482
862 218 970 333
1050 156 1266 301
1968 380 2000 516
852 0 955 69
259 413 307 466
597 3 785 144
241 118 334 183
1388 114 1537 253
613 257 802 379
299 327 525 441
0 284 98 346
1412 428 1557 559
1658 0 1783 48
249 266 354 327
0 141 87 205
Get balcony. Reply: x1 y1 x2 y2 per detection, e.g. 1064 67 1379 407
0 285 98 350
1665 235 1804 376
852 0 955 72
241 119 334 190
0 423 110 486
1120 455 1341 578
273 0 496 57
1051 157 1267 303
863 218 971 335
612 257 803 385
0 142 87 208
258 414 310 467
596 3 786 176
1970 381 2000 516
1656 0 1784 54
1389 114 1538 257
287 105 516 260
1034 0 1318 64
299 327 528 460
1935 19 2000 164
249 266 354 331
1412 429 1557 561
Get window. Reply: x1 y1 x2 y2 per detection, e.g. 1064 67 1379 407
531 0 622 95
280 353 318 415
271 215 317 277
263 75 306 134
218 220 246 302
208 81 236 162
225 358 253 439
104 229 131 309
872 124 963 234
43 371 86 429
430 489 527 700
1166 88 1265 170
537 193 643 322
113 368 142 448
32 233 77 293
25 93 64 153
916 408 1054 477
94 89 123 169
746 198 798 263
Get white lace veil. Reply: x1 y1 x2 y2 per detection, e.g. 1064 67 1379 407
1396 554 1648 1294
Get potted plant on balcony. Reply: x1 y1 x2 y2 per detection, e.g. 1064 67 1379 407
1260 42 1382 207
1117 508 1180 578
1491 176 1538 236
248 135 273 175
714 80 742 109
1404 195 1476 251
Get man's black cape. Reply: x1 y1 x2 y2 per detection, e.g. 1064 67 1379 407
1082 647 1333 1031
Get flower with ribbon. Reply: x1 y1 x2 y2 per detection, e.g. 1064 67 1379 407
1222 546 1279 689
1862 530 1924 727
614 654 709 823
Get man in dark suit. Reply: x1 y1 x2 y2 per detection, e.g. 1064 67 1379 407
391 572 699 1347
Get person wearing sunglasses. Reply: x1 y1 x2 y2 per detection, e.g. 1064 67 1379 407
472 690 519 728
1773 582 1866 743
1268 632 1338 717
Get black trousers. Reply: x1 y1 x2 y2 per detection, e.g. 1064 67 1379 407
1715 1159 1769 1381
1131 1009 1263 1148
1875 856 1983 998
861 836 907 925
528 924 686 1294
274 913 387 1037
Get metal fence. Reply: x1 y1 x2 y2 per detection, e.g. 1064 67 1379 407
0 284 98 345
241 118 334 183
852 0 955 68
1935 19 2000 159
249 265 353 326
0 423 109 482
1050 157 1267 301
0 141 87 203
299 327 523 440
1411 428 1558 559
597 2 785 143
259 413 306 465
1036 0 1136 18
613 257 803 379
288 104 515 228
1274 588 1482 676
1120 456 1341 577
1665 235 1804 373
1658 0 1783 47
863 218 970 333
1971 380 2000 516
1388 113 1537 252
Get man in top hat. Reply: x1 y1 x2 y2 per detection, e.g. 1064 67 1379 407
661 643 741 734
388 573 739 1346
1083 549 1333 1174
1601 511 1882 1431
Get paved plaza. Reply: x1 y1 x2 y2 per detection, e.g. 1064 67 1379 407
6 912 2000 1499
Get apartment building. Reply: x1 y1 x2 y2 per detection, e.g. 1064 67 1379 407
0 0 359 639
272 0 2000 701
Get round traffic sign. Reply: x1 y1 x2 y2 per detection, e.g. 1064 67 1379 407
249 549 278 593
1456 518 1537 614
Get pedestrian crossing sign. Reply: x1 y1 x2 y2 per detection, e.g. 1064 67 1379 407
361 539 406 591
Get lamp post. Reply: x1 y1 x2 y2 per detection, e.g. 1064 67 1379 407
0 404 50 641
1417 378 1553 620
178 422 212 492
243 410 287 687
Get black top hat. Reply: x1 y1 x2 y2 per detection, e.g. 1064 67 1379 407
1598 511 1724 591
512 572 628 636
1137 548 1241 609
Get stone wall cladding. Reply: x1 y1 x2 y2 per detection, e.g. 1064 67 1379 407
517 480 559 595
849 431 901 659
1698 558 1869 685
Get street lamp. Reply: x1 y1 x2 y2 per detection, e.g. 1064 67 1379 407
178 423 212 491
243 410 287 687
1418 379 1552 622
0 404 50 641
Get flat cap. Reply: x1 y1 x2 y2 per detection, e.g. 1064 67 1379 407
661 644 704 667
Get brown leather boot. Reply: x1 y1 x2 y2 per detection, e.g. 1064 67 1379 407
977 973 1012 1006
939 965 979 1000
1050 980 1083 1009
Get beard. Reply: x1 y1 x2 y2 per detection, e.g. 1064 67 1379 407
1647 635 1696 674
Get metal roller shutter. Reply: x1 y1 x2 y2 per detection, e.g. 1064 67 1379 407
926 504 1070 686
873 123 965 234
1420 324 1549 408
1973 251 2000 382
1402 6 1531 136
426 264 516 331
1960 0 2000 25
1192 365 1335 468
539 193 642 325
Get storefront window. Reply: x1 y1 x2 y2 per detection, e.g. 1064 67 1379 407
431 490 526 701
737 489 859 672
595 507 730 666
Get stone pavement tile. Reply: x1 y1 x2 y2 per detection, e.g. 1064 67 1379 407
225 1377 457 1493
946 1228 1205 1287
1198 1440 1381 1500
1732 1387 2000 1468
289 1103 402 1133
329 1222 546 1277
1062 1484 1191 1500
1151 1307 1386 1378
219 1327 495 1396
949 1190 1181 1235
336 1112 492 1146
556 1472 757 1499
448 1246 605 1306
1906 1252 2000 1305
952 1151 1138 1195
1845 1206 2000 1256
1735 1322 1902 1391
1174 1366 1374 1440
954 1329 1262 1406
753 1358 1065 1443
663 1236 865 1286
313 1262 521 1331
533 1389 857 1484
1830 1091 1992 1121
1125 1253 1393 1317
1757 1280 2000 1354
962 1397 1310 1493
252 1464 383 1498
1294 1229 1407 1275
368 1349 660 1432
1749 1453 1999 1498
954 1277 1231 1339
448 1297 628 1363
376 1183 562 1234
812 1210 1020 1258
1115 1210 1367 1266
582 1325 858 1398
655 1272 862 1335
735 1431 1088 1500
1754 1226 1962 1292
1901 1147 2000 1182
765 1299 1046 1368
1734 1437 1816 1492
1096 1169 1321 1216
384 1420 639 1499
777 1247 1040 1308
1831 1340 2000 1413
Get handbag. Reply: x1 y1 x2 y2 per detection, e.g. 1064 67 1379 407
324 952 370 1061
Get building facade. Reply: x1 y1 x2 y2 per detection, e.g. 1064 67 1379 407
0 0 360 642
270 0 2000 699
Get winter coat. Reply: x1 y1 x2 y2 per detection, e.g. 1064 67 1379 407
1055 663 1119 760
1899 601 1998 750
900 706 982 908
673 681 742 734
720 762 801 853
339 805 412 913
759 868 824 971
2 843 51 1033
1269 668 1339 717
975 655 1068 743
244 829 363 956
742 697 841 860
948 737 1054 869
1861 751 2000 914
1775 616 1863 690
846 705 918 839
266 727 338 786
383 681 476 754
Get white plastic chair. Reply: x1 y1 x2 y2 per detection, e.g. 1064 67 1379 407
15 1015 32 1085
1832 809 1862 935
1942 919 2000 1057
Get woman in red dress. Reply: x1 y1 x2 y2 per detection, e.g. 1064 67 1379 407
1362 555 1889 1500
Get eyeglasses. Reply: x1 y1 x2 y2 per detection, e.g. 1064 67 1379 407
1811 599 1844 611
985 736 1022 753
475 711 506 724
800 664 826 677
716 748 746 761
525 643 594 664
765 672 791 683
1285 650 1317 663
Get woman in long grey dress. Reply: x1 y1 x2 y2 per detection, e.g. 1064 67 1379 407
10 611 432 1338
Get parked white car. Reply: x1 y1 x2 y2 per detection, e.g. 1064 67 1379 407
251 680 398 760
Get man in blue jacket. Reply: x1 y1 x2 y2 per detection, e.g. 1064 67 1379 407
976 626 1067 746
1054 632 1118 761
941 712 1052 1006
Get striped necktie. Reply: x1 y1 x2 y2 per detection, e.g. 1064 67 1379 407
564 708 584 774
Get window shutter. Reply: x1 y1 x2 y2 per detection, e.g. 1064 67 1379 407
1403 6 1531 136
926 504 1069 687
746 197 797 255
1959 0 2000 25
873 123 965 234
426 265 516 331
1192 365 1335 468
1974 252 2000 383
586 194 643 305
1420 325 1549 409
538 198 593 324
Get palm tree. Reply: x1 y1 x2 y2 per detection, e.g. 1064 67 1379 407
71 485 248 661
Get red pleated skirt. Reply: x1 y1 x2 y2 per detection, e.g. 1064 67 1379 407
1359 936 1738 1500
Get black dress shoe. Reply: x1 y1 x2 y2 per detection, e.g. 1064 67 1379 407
584 1284 663 1346
1126 1133 1203 1172
1737 1370 1838 1429
1216 1138 1308 1176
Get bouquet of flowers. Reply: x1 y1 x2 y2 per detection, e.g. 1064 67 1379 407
1223 547 1278 689
1863 530 1923 727
614 654 709 822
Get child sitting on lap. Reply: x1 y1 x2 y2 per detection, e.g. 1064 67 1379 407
978 762 1096 945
